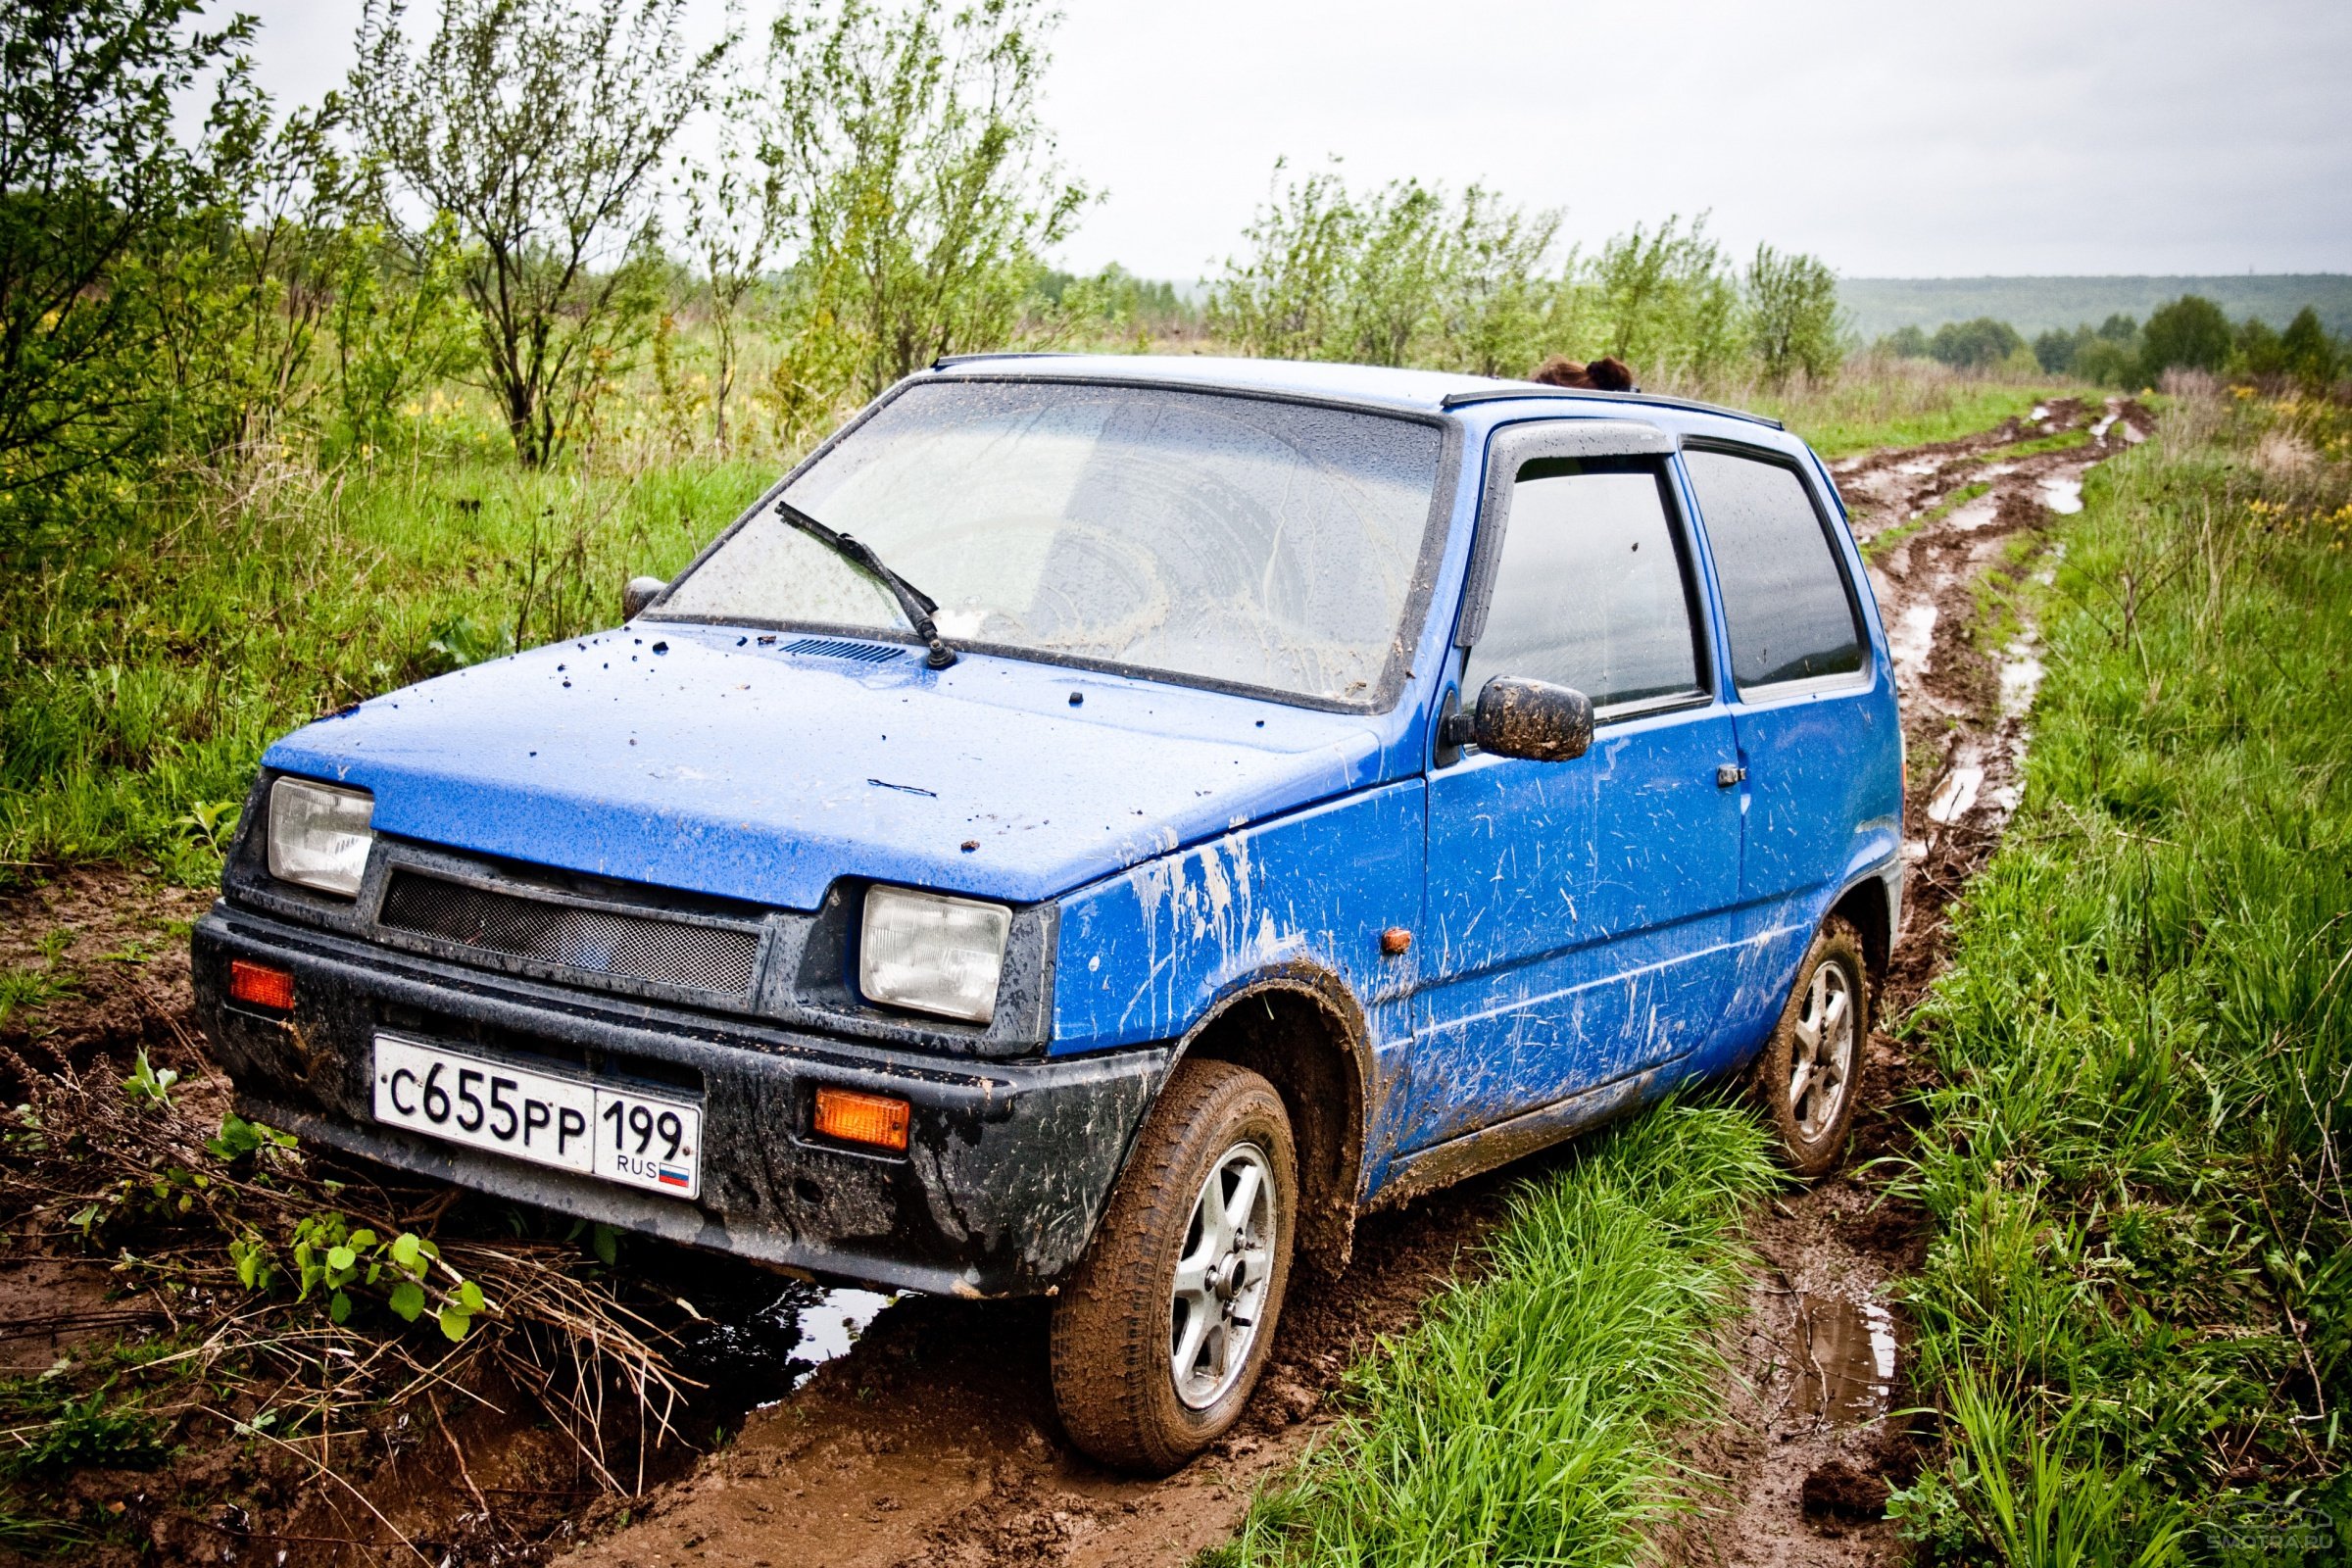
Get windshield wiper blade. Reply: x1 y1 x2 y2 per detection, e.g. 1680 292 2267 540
774 499 957 669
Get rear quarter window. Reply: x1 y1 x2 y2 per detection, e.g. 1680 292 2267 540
1683 447 1866 694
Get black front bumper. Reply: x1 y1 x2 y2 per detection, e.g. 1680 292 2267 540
192 903 1167 1297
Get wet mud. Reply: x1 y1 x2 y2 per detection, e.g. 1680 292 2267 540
1663 396 2143 1568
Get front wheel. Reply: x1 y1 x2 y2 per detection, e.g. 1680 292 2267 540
1751 916 1869 1179
1049 1059 1297 1474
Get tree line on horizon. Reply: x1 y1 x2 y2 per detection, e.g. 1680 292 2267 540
1874 296 2345 392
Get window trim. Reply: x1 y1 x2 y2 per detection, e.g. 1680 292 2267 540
1680 436 1872 702
1454 421 1717 724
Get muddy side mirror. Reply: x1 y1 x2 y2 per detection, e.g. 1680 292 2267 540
622 576 666 619
1441 676 1594 762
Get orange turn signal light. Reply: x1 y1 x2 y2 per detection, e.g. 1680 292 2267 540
813 1086 910 1152
228 958 296 1011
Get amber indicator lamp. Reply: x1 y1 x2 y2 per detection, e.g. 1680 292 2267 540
813 1086 911 1152
228 958 297 1011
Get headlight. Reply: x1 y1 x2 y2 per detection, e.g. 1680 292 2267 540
858 885 1010 1024
267 777 374 898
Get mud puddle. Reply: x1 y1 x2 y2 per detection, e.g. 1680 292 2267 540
1661 395 2141 1567
557 1174 1516 1568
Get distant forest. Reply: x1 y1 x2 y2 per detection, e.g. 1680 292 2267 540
1840 275 2352 339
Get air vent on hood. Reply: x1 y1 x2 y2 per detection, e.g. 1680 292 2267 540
782 637 906 664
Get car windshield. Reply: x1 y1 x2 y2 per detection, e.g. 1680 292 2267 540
654 380 1446 706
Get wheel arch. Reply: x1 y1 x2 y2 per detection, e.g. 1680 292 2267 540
1167 962 1373 1277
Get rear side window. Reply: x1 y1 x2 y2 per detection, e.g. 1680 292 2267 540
1683 448 1864 693
1463 459 1705 714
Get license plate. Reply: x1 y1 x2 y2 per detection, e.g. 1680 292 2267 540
371 1034 702 1200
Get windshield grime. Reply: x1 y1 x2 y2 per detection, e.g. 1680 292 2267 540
654 380 1447 707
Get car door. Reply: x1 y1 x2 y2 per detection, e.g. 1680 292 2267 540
1401 420 1744 1154
1680 444 1891 914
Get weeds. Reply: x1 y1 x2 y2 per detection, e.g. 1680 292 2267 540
0 1056 696 1502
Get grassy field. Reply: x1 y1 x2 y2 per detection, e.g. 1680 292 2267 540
0 355 2055 888
1888 390 2351 1560
1211 1104 1778 1567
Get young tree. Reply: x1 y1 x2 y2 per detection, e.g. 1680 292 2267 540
1743 242 1841 385
0 0 255 514
1586 216 1740 383
2138 295 2231 382
761 0 1089 416
680 68 786 451
2279 306 2340 391
350 0 730 466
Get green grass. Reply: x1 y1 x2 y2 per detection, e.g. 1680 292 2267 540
1973 425 2094 462
1887 393 2352 1562
0 437 775 881
1209 1103 1776 1568
1726 366 2069 461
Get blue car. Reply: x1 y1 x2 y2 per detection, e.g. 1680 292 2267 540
193 355 1902 1471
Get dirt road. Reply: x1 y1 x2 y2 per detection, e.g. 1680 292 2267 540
1665 395 2144 1568
0 399 2142 1567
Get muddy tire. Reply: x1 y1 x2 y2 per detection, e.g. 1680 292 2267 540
1049 1059 1298 1475
1752 916 1869 1179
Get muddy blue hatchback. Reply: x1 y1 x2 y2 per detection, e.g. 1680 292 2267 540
194 355 1903 1471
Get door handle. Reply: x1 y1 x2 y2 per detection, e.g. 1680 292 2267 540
1716 762 1747 788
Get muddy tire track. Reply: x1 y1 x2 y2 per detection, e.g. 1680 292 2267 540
1662 396 2145 1568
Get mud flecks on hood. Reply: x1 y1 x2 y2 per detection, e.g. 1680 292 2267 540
261 627 1385 910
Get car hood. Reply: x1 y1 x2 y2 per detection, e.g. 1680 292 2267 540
262 625 1388 910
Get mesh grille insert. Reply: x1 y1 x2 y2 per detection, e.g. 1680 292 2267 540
782 636 905 664
380 872 760 996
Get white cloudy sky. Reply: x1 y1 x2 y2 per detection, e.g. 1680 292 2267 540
230 0 2351 281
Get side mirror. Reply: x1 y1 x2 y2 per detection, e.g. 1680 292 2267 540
1441 676 1594 762
621 576 666 620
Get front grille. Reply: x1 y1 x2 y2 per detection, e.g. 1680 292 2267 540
380 871 760 996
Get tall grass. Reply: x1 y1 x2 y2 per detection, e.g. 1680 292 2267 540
0 430 773 880
1213 1104 1777 1568
1889 390 2352 1560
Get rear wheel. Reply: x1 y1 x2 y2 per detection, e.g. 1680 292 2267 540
1050 1059 1297 1474
1752 916 1868 1179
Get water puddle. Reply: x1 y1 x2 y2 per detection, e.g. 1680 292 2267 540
2029 404 2048 421
2090 411 2119 441
1999 638 2046 718
1925 765 1983 825
1949 492 2004 531
1792 1293 1898 1426
1887 602 1937 683
2039 475 2083 514
670 1281 901 1406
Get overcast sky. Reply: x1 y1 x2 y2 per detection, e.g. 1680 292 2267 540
230 0 2352 281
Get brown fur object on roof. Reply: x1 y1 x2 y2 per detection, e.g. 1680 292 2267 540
1529 355 1590 388
1585 356 1637 392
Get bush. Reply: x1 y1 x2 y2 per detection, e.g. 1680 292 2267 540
1928 317 2025 370
2138 294 2231 381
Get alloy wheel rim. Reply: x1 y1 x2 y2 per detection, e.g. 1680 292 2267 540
1788 959 1856 1143
1169 1142 1276 1410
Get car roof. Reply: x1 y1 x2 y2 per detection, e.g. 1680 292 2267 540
924 352 1786 433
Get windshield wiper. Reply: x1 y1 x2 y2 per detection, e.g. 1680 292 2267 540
774 499 957 669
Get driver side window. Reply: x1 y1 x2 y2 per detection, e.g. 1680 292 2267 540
1462 458 1707 715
